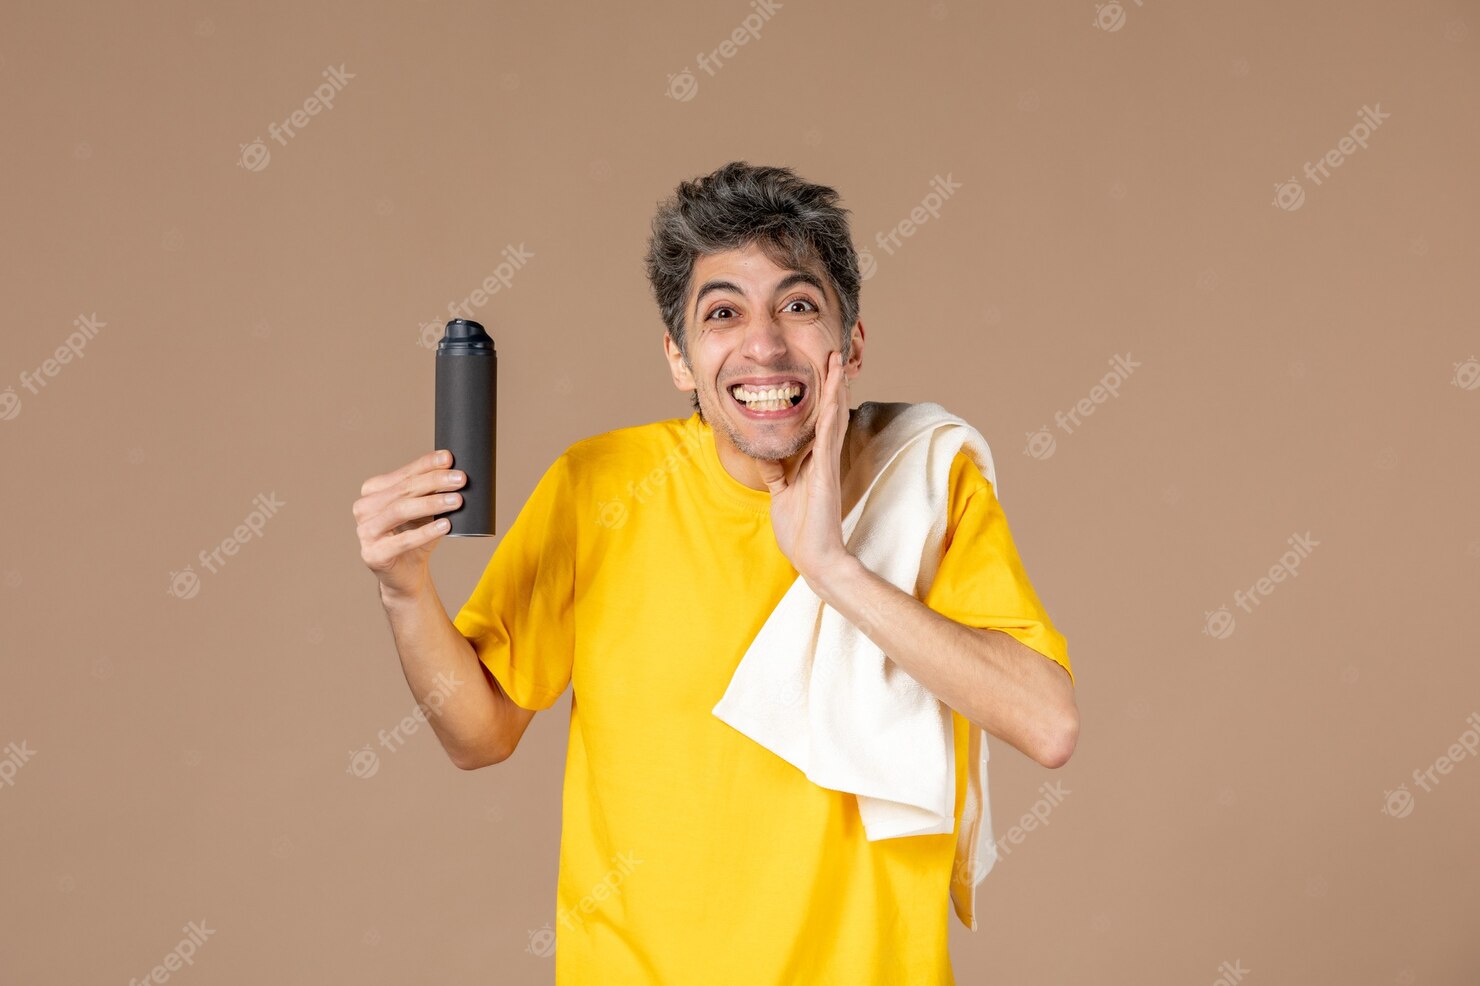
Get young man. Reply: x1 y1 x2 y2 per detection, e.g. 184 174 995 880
353 161 1077 984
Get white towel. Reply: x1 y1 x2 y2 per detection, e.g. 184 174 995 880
712 400 1001 931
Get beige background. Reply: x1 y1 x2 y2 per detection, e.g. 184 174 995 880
2 0 1477 982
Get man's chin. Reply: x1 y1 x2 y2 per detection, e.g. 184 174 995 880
731 425 816 463
701 393 812 455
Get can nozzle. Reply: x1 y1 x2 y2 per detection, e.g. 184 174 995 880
438 318 495 354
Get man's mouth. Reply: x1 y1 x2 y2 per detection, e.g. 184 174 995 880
727 381 806 413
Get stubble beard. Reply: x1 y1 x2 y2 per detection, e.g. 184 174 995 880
694 376 816 464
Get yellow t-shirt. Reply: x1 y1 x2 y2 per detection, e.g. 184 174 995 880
452 409 1072 985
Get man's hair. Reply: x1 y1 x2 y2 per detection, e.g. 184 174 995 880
644 161 861 373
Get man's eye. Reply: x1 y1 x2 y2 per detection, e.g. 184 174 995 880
784 299 817 313
707 306 736 320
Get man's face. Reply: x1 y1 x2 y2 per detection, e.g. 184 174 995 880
664 243 862 463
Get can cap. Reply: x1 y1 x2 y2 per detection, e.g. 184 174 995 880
438 318 495 354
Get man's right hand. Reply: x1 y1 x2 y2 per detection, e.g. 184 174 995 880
353 449 467 598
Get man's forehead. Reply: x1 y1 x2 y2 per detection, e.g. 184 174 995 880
688 250 832 298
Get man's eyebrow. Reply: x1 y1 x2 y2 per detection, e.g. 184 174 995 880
691 271 828 321
773 271 827 298
692 279 745 321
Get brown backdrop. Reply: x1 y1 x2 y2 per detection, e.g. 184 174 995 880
2 0 1477 982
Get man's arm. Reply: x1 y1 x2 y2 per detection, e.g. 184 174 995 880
378 581 537 770
354 449 540 770
755 355 1078 767
807 557 1079 768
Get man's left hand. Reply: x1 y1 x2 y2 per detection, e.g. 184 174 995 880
756 350 853 583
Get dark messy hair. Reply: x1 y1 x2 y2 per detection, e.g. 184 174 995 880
643 161 861 410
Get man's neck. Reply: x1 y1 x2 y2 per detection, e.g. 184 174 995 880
706 408 854 491
714 439 809 492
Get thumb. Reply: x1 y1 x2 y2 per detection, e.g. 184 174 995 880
756 458 787 494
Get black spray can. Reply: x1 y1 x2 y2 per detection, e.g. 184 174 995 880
434 318 496 536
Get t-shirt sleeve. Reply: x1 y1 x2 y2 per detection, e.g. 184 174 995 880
922 451 1074 686
450 452 577 711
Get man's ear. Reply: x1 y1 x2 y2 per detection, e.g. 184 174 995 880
844 319 865 382
663 331 696 393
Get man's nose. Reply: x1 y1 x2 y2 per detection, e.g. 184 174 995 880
740 310 787 361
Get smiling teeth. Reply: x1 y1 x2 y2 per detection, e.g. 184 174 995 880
731 383 802 406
